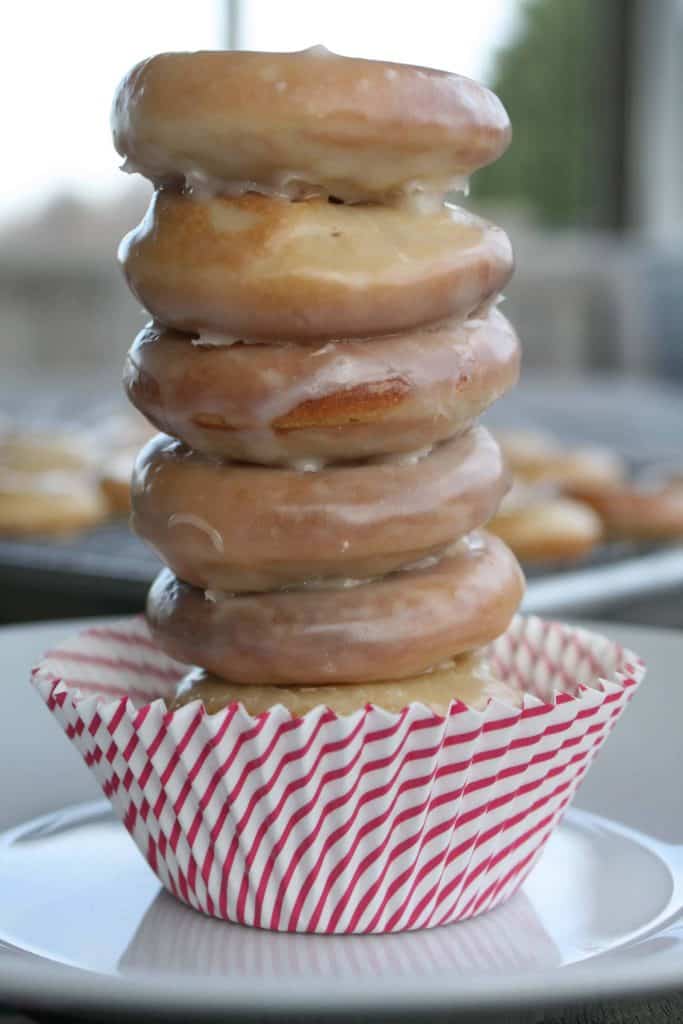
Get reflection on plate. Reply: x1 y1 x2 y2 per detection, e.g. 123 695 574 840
119 886 560 978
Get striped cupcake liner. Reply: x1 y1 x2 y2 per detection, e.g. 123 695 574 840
31 615 644 934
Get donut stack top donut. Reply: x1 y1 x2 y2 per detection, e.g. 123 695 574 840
112 48 524 686
112 47 511 203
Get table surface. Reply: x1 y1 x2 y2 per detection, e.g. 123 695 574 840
3 999 683 1024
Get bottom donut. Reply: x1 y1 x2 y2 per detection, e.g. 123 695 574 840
146 531 525 685
169 650 521 717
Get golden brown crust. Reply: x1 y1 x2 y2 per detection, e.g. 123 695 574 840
124 309 520 462
488 496 602 563
168 653 521 716
272 379 409 429
112 48 511 200
131 427 509 592
146 532 525 685
119 192 513 341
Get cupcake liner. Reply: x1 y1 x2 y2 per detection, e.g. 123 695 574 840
31 615 644 934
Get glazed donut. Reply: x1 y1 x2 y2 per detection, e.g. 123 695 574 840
568 480 683 541
119 192 513 341
147 532 524 684
488 490 602 563
0 432 106 535
132 426 508 592
112 48 511 203
0 470 108 536
0 432 92 474
169 652 520 717
124 309 520 463
497 431 625 490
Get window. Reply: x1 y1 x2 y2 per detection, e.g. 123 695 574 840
2 1 224 226
235 0 517 82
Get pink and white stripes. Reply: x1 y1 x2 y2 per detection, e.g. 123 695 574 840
31 615 644 933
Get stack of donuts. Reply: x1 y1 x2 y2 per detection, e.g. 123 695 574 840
113 47 525 713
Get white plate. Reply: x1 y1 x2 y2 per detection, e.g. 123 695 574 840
1 618 682 1020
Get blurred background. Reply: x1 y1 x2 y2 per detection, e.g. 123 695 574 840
1 0 682 624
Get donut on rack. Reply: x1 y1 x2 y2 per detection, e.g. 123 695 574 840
0 432 107 536
113 46 525 709
496 430 625 490
568 478 683 541
488 484 603 564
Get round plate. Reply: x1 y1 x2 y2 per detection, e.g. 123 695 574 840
0 802 681 1019
1 618 683 1019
